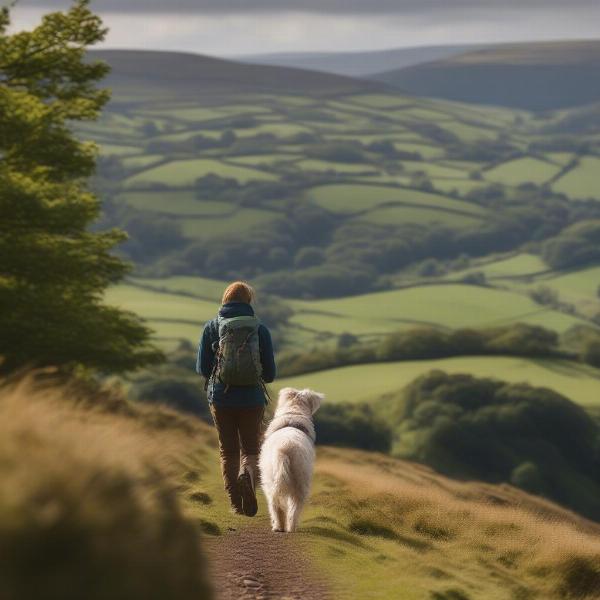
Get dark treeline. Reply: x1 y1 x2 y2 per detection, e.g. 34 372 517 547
278 323 567 378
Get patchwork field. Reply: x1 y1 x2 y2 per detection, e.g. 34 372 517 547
288 283 587 338
90 56 600 420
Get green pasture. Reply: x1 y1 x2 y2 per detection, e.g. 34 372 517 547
347 94 411 109
121 154 165 170
431 178 486 195
393 142 444 159
552 157 600 200
276 356 600 408
547 152 575 166
98 143 141 156
522 266 600 315
181 208 278 239
485 157 560 186
150 129 223 142
118 191 234 216
297 159 380 174
125 159 277 187
106 284 215 323
401 161 468 179
105 283 216 347
390 106 451 122
439 120 499 141
289 284 584 333
449 253 549 280
140 106 228 122
229 154 300 166
308 184 485 216
233 122 312 138
147 320 202 348
131 275 225 302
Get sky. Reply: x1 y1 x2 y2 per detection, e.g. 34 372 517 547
7 0 600 56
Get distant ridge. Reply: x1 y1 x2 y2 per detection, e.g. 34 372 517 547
235 44 482 77
88 49 383 101
370 39 600 110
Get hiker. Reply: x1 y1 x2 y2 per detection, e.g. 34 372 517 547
197 281 276 516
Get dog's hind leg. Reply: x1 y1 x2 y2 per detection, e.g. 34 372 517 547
285 496 302 533
267 495 285 532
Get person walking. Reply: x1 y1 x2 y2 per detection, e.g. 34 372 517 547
197 281 276 516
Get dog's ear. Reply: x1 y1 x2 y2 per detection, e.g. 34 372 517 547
306 390 324 414
277 387 296 407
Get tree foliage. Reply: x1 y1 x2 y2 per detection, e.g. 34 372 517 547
0 1 162 373
389 371 600 520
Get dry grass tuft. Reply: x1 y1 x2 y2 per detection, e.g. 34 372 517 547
0 375 213 600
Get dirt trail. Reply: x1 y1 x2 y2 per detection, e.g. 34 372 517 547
205 521 332 600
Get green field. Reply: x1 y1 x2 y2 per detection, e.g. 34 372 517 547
276 356 600 408
552 157 600 200
180 208 278 240
309 184 485 216
125 159 277 187
448 253 549 280
290 284 584 334
484 157 561 186
118 191 234 216
85 59 600 369
105 284 214 347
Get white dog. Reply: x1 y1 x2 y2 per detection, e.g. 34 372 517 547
259 387 323 533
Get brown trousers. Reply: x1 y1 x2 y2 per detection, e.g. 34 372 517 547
209 404 264 511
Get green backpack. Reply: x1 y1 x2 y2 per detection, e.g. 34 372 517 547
214 315 262 386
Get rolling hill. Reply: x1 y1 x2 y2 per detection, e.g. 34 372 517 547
371 39 600 110
5 379 600 600
88 49 381 101
236 44 481 77
85 49 600 356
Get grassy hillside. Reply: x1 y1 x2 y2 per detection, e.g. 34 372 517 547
0 376 214 599
89 50 379 100
4 378 600 599
373 40 600 110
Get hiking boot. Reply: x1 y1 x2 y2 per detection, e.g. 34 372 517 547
237 469 258 517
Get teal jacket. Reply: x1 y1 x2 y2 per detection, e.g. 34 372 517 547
196 302 276 407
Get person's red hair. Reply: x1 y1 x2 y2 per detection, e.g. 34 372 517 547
222 281 255 305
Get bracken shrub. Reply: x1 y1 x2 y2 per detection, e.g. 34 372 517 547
0 377 213 600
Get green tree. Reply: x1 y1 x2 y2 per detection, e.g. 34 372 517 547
0 1 162 373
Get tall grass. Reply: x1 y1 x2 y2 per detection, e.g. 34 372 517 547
0 375 213 600
312 447 600 599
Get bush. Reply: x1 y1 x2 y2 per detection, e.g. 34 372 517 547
542 220 600 269
510 461 545 494
392 371 600 520
315 403 392 452
582 340 600 368
294 246 325 268
130 378 210 421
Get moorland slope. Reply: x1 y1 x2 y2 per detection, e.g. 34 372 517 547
373 39 600 110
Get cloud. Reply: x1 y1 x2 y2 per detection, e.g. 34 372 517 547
8 1 600 56
16 0 600 15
